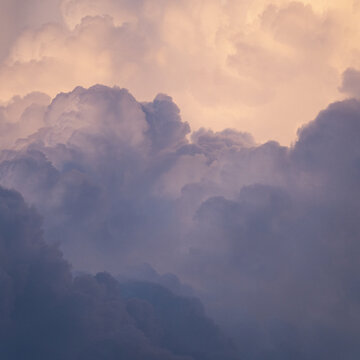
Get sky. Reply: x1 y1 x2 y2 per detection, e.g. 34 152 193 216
1 0 360 143
1 1 360 359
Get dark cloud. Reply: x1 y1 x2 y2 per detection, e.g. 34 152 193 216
119 263 194 297
142 93 190 152
1 85 360 358
182 99 360 358
0 186 236 360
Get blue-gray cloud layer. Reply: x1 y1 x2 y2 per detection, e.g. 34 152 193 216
0 186 236 360
1 85 360 358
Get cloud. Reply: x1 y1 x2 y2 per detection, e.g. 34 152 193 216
0 185 236 360
0 92 50 148
1 84 360 358
339 67 360 98
0 0 61 61
2 0 360 357
0 85 192 273
0 0 359 143
182 98 360 358
119 262 194 297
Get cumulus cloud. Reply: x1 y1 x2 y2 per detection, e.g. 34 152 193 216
1 84 360 357
182 99 360 358
1 0 360 143
0 85 283 272
0 185 236 360
0 92 50 148
2 0 360 358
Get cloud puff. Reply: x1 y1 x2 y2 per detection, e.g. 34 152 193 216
340 67 360 98
0 85 197 275
0 92 50 149
1 84 360 358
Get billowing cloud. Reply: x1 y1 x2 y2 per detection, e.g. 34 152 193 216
0 185 236 360
2 0 360 358
182 99 360 358
1 0 360 143
1 84 360 357
0 85 282 273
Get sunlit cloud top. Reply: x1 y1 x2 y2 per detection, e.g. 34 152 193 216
1 0 360 144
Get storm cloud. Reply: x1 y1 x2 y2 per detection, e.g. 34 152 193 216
0 186 236 360
1 84 360 358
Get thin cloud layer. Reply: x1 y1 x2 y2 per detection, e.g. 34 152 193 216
0 84 360 357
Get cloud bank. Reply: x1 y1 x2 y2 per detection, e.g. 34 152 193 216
1 0 360 143
0 186 236 360
1 83 360 358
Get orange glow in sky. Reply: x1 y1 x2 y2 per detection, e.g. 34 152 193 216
1 0 360 144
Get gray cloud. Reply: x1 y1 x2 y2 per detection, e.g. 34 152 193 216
1 85 360 358
183 98 360 358
0 186 236 360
